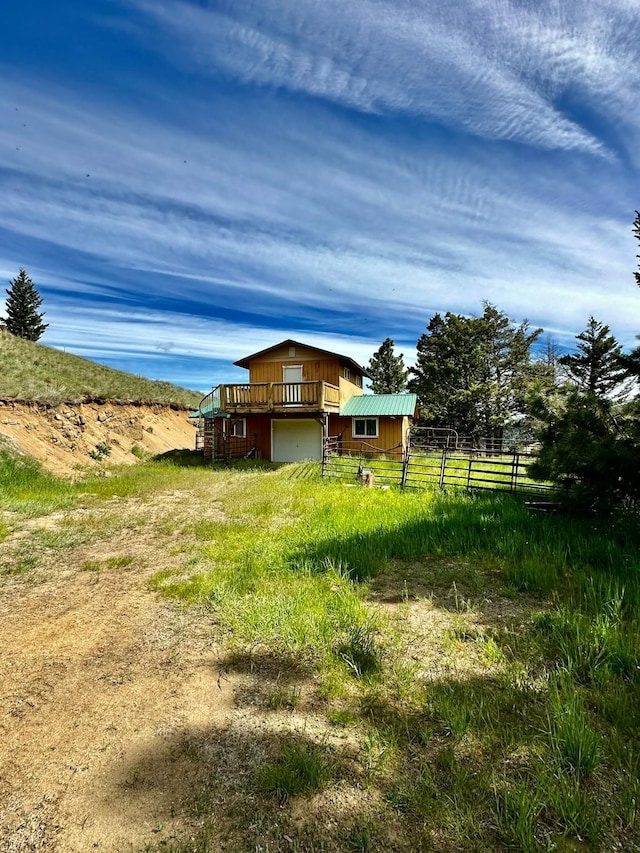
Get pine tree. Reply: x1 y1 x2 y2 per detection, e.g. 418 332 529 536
529 388 640 512
367 338 408 394
558 317 629 399
530 215 640 512
409 304 541 440
2 269 48 341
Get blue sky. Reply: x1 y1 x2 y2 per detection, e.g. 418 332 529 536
1 0 639 392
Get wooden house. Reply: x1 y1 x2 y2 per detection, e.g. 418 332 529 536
195 339 417 462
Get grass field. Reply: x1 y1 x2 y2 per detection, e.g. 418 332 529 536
0 327 202 406
2 449 640 851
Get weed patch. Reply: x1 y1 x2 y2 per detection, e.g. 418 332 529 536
0 448 76 515
258 739 333 800
81 555 135 572
495 780 544 852
0 521 9 543
548 679 602 780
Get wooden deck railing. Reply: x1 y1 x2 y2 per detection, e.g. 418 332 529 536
219 381 340 413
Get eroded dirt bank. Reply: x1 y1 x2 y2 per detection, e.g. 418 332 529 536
0 402 196 476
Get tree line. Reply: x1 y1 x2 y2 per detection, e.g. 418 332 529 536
367 211 640 513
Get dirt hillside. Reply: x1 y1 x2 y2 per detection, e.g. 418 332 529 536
0 401 197 476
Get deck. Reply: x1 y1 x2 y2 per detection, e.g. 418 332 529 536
217 381 340 414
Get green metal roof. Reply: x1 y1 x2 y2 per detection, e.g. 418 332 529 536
340 394 417 417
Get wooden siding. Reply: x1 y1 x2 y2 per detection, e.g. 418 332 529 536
247 350 364 400
329 414 409 452
338 375 362 406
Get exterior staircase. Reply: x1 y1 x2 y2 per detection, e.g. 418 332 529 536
195 386 257 461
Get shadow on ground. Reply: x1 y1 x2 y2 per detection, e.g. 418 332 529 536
98 716 411 852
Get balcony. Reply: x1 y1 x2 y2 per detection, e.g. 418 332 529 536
219 381 340 414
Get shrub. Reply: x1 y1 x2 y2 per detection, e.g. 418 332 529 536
89 442 112 461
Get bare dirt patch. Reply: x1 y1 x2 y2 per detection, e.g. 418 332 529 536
0 487 235 853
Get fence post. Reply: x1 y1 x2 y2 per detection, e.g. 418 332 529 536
401 444 409 488
439 448 447 490
466 453 473 490
511 452 519 492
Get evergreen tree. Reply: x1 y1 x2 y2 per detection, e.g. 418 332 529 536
409 303 541 440
558 317 629 399
367 338 408 394
3 269 48 341
529 389 640 513
541 335 560 377
409 311 486 437
520 336 564 436
529 220 640 513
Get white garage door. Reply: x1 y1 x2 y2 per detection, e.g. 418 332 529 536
272 419 322 462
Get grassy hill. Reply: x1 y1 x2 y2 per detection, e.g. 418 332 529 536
0 328 202 407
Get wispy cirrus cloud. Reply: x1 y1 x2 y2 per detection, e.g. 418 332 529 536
0 69 638 353
130 0 638 155
0 0 639 389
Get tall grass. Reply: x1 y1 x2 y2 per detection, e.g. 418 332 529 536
548 677 602 779
149 468 640 849
0 448 76 515
291 486 639 596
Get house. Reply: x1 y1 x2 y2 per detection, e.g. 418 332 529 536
195 339 417 462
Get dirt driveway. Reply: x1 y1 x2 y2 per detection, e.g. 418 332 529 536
0 491 236 853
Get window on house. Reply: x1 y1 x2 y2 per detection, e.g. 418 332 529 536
353 418 378 438
343 367 351 380
355 375 362 387
230 418 246 438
